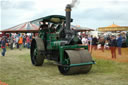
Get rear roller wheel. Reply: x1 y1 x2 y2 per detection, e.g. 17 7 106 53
30 38 45 66
58 50 92 75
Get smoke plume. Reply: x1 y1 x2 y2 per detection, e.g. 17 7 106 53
70 0 78 8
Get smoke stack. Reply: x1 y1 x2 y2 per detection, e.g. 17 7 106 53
65 4 71 30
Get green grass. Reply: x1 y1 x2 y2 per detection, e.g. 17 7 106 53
0 48 128 85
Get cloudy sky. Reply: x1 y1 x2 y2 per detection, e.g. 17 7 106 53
1 0 128 30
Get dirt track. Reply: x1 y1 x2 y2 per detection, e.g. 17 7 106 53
92 48 128 62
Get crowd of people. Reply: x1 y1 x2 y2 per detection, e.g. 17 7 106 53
0 33 33 56
81 32 128 59
1 32 128 58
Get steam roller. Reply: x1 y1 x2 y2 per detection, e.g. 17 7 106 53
30 4 95 75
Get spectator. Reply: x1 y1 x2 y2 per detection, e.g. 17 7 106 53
15 35 19 48
18 36 23 50
99 36 105 52
92 36 98 50
117 34 122 55
88 35 92 52
26 36 30 49
0 37 2 47
107 35 111 42
104 40 109 50
109 35 117 59
82 36 88 45
1 37 6 56
23 35 26 48
10 36 14 50
122 34 127 47
88 35 92 44
126 32 128 47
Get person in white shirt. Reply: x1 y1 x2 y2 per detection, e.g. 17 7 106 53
15 35 19 48
82 36 88 45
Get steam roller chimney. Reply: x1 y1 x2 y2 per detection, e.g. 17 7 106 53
65 4 71 30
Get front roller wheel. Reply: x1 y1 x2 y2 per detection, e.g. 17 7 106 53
30 38 45 66
58 52 70 74
58 50 93 75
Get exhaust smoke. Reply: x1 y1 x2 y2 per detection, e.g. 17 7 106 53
70 0 78 8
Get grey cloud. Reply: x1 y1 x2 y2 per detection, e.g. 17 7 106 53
72 7 128 21
1 0 128 30
110 0 128 4
15 1 35 10
71 7 128 28
1 0 35 10
1 0 13 9
30 9 65 22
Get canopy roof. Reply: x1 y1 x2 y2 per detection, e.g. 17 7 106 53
31 15 73 24
98 24 128 32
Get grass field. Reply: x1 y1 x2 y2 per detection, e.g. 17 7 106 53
0 48 128 85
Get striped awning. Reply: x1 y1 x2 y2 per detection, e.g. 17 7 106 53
0 22 39 33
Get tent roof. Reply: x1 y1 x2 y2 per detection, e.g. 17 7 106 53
107 24 120 27
98 24 128 32
0 22 39 33
0 15 73 33
1 24 94 33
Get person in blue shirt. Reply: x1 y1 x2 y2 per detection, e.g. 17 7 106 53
1 37 6 56
117 34 122 55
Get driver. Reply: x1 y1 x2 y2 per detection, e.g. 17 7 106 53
39 21 48 50
39 21 48 31
50 24 56 33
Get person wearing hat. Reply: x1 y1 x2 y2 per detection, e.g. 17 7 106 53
1 37 6 56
